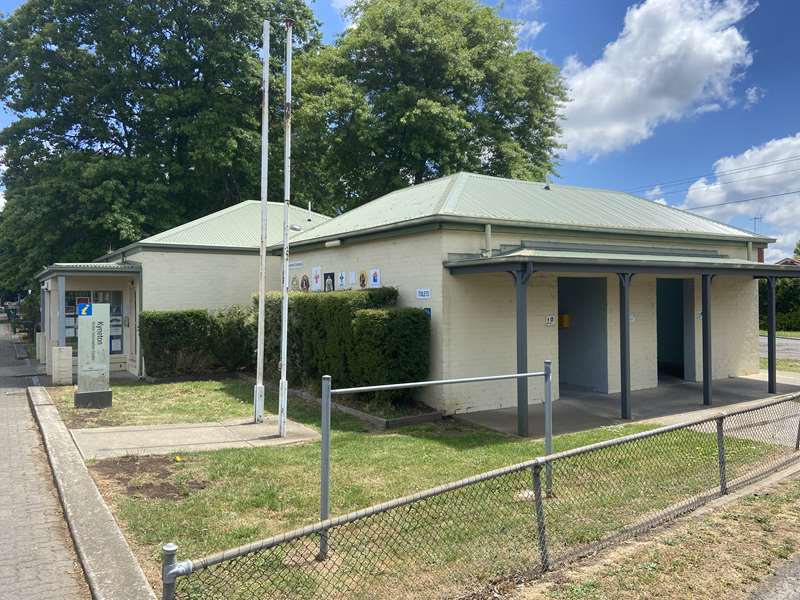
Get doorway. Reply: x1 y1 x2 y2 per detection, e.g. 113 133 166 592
656 279 696 383
558 277 608 393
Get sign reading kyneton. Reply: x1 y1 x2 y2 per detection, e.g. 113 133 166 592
74 303 113 408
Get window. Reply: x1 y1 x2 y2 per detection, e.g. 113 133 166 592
65 290 124 355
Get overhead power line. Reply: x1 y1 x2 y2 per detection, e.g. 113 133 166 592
648 165 800 199
627 153 800 194
684 189 800 211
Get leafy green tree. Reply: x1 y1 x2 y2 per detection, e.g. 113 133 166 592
0 0 318 290
292 0 567 213
794 239 800 258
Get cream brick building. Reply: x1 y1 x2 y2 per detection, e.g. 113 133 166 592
275 172 798 430
36 201 329 376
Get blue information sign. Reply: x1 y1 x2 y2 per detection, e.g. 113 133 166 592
77 303 92 316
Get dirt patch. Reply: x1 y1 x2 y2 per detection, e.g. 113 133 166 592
90 455 207 501
66 408 116 429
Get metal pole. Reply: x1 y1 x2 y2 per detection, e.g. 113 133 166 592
532 464 550 572
253 20 270 424
702 274 713 406
544 360 553 497
716 416 727 495
618 273 632 419
318 375 331 560
795 417 800 452
767 276 777 394
278 19 293 438
513 268 531 437
162 543 178 600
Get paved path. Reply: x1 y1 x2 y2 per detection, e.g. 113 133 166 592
750 554 800 599
760 335 800 360
0 323 89 599
72 415 320 460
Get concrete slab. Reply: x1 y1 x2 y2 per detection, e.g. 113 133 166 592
459 374 800 438
72 416 320 460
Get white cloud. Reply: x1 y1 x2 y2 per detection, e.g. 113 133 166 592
517 20 545 43
676 132 800 261
330 0 354 11
561 0 755 159
744 84 765 109
645 185 668 204
0 189 5 212
0 147 5 211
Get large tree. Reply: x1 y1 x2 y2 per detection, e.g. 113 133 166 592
292 0 567 214
0 0 318 290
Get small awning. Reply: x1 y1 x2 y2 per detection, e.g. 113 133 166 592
445 244 800 278
36 262 141 281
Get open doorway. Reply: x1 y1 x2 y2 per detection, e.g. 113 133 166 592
656 279 696 384
558 277 608 393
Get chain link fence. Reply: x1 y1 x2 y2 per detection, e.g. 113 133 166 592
163 392 800 600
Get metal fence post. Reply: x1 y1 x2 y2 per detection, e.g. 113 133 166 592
544 360 553 498
162 543 178 600
531 463 550 572
318 375 331 561
716 416 727 495
795 417 800 451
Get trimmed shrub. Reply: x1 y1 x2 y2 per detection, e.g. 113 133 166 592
140 310 215 377
259 288 400 387
209 305 256 372
351 308 431 404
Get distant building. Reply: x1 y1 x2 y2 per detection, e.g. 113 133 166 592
776 257 800 266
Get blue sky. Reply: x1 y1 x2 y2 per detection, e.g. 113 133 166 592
2 0 799 258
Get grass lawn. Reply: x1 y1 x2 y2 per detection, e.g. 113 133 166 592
48 378 254 428
760 357 800 373
760 330 800 338
85 379 787 599
517 474 800 600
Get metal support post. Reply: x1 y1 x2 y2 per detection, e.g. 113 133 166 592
318 375 331 561
767 276 777 394
716 417 727 495
278 19 294 438
702 274 713 406
543 360 553 497
57 274 66 347
253 19 270 424
795 417 800 452
512 266 533 437
532 464 550 572
618 273 633 419
162 543 178 600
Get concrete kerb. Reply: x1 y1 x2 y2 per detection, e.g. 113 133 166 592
27 385 157 600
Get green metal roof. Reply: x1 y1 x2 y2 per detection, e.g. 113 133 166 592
289 172 771 246
36 262 142 281
141 201 329 248
95 201 330 261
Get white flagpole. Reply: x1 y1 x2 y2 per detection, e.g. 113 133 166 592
278 19 293 437
254 20 270 423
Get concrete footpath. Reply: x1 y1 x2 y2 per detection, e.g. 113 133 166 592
71 415 320 460
751 556 800 599
0 323 90 599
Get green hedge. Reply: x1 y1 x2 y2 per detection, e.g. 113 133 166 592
351 308 431 402
141 288 431 408
260 287 400 387
140 310 214 377
140 307 255 378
